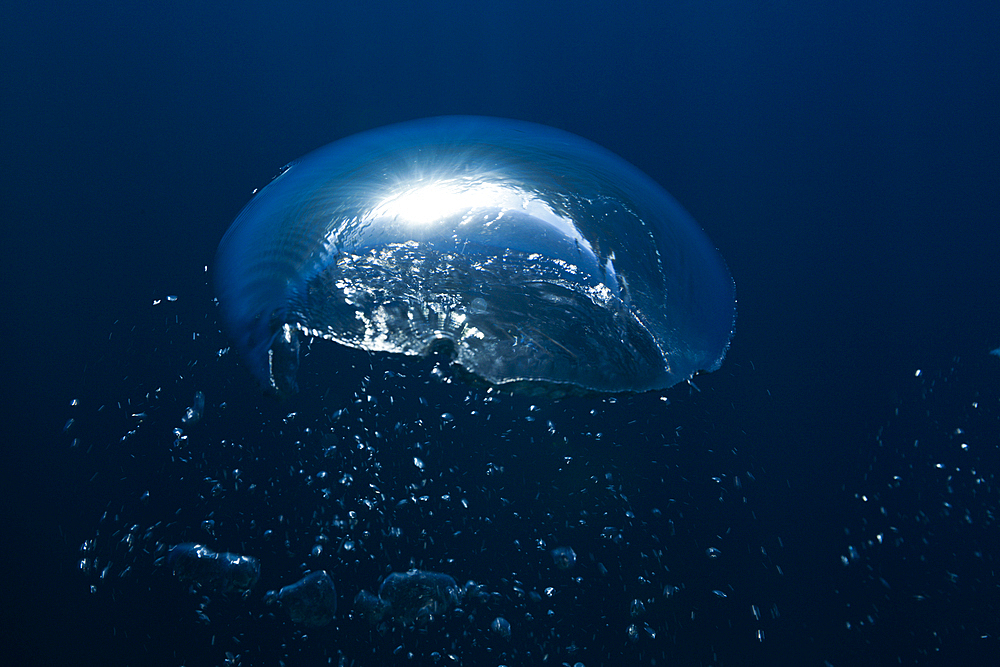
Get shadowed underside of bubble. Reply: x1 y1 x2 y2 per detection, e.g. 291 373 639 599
215 116 736 396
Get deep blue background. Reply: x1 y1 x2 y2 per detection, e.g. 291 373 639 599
2 1 998 665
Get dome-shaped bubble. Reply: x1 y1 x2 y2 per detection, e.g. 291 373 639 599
215 116 735 395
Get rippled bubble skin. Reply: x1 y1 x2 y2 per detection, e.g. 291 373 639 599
216 116 735 396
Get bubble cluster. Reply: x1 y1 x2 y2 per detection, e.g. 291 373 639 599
836 353 1000 661
69 295 772 666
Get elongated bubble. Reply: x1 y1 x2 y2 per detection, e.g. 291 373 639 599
167 543 260 593
215 116 735 395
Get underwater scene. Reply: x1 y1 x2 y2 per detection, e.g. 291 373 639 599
4 2 998 666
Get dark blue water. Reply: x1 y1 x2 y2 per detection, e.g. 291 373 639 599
3 2 998 665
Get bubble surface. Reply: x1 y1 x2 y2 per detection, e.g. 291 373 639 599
215 116 735 396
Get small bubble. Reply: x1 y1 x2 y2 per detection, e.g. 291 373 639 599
550 546 577 570
182 391 205 425
630 599 646 617
490 616 511 638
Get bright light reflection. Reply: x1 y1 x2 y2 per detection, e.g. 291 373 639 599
362 177 596 259
375 179 509 226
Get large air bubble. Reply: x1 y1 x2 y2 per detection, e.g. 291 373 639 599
215 116 736 395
